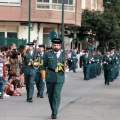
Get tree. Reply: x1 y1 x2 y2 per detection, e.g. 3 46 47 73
81 8 120 51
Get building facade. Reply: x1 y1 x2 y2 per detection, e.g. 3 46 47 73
0 0 103 50
0 0 81 46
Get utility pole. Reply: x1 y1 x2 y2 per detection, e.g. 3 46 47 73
61 0 65 61
28 0 31 42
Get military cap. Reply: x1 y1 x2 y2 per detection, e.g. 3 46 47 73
84 50 89 53
46 46 52 50
51 38 62 44
19 45 25 50
106 49 110 52
38 44 45 48
110 46 116 50
27 42 34 46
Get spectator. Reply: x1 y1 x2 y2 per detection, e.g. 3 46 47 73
5 78 22 96
0 52 9 98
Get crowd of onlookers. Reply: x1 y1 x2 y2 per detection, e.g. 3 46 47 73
0 43 25 99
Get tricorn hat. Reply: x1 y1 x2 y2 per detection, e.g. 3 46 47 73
51 38 62 44
46 46 52 50
38 44 45 48
27 42 34 46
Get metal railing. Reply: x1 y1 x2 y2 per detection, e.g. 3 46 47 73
0 37 26 48
36 3 75 11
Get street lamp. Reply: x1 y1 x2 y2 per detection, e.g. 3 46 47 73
28 0 31 42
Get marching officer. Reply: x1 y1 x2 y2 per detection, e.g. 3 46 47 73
110 47 116 82
22 42 37 102
70 47 78 73
42 38 65 119
82 50 91 80
103 50 113 85
35 44 45 98
96 50 102 76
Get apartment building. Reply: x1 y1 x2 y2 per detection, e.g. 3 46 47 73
0 0 103 49
0 0 81 47
82 0 104 11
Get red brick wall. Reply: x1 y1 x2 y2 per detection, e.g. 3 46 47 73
0 0 82 26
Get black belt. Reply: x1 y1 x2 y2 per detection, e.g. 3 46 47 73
48 67 63 72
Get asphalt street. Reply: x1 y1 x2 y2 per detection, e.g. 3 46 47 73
0 69 120 120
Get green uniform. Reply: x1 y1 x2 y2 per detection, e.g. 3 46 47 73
43 50 65 116
70 51 77 72
22 51 37 101
35 52 45 97
96 54 102 76
110 53 116 81
90 55 97 78
103 55 113 85
82 55 91 80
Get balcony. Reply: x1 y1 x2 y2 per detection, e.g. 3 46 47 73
0 0 21 6
36 3 75 12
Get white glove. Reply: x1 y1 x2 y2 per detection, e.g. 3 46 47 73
43 79 46 83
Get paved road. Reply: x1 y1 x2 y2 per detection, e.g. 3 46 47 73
0 70 120 120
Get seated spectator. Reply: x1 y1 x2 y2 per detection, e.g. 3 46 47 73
4 78 22 96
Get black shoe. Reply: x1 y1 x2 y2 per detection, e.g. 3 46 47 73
51 115 57 119
29 98 33 103
40 95 44 98
26 98 29 102
111 80 114 82
37 92 40 97
0 94 4 99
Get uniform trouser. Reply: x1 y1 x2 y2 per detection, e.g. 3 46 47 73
104 69 111 84
35 72 45 96
25 75 36 99
111 66 115 81
93 63 97 78
83 66 90 80
72 59 76 72
97 64 101 76
90 63 96 78
46 82 63 116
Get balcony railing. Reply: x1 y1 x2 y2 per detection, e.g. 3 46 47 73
36 3 75 12
0 0 21 6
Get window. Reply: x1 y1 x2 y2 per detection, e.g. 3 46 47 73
0 32 5 37
36 0 75 11
0 32 17 38
7 32 17 38
0 0 21 5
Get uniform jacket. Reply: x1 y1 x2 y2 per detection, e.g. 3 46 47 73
22 51 37 75
82 55 91 67
103 55 113 70
36 52 44 72
43 50 65 83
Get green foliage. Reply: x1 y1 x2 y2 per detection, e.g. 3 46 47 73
81 7 120 51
